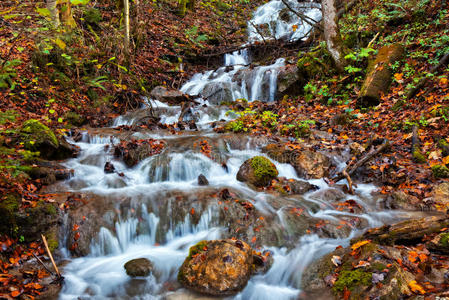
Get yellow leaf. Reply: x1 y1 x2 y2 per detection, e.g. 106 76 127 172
342 134 349 140
408 280 425 294
439 77 448 87
394 73 403 81
292 24 298 32
351 240 370 251
54 38 66 50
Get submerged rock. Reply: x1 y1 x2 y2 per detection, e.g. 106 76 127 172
124 258 153 277
197 174 209 186
178 239 253 296
272 177 318 195
236 156 279 187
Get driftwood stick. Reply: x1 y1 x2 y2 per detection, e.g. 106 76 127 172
407 52 449 99
334 139 390 183
41 234 60 277
32 253 56 277
342 170 354 194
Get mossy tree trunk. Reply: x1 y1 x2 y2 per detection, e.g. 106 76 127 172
124 0 130 54
322 0 347 72
358 43 405 107
177 0 195 17
59 0 76 28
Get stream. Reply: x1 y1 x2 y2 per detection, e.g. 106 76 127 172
55 1 415 299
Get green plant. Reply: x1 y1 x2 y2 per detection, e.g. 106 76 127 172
0 59 22 90
261 111 278 128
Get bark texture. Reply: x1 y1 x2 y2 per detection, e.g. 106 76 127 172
358 43 405 107
46 0 60 27
322 0 347 72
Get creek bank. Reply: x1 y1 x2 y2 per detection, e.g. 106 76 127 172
301 215 449 299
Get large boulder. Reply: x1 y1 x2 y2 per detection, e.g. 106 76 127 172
150 86 190 106
276 64 305 98
124 258 153 277
20 119 78 160
178 239 253 296
263 143 330 179
236 156 279 187
114 139 165 167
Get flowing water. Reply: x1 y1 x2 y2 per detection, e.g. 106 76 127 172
57 1 415 299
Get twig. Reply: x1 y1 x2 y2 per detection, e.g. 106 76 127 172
280 0 323 32
367 32 380 48
407 52 449 99
41 234 61 278
32 253 56 277
334 139 390 183
248 21 268 43
342 170 354 194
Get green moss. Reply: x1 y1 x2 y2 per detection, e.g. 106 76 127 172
84 8 102 25
333 269 372 292
0 194 20 236
0 110 18 125
440 233 449 247
412 147 427 163
250 156 279 182
20 119 58 151
432 165 449 178
187 240 208 260
371 262 387 271
438 139 449 156
64 111 86 127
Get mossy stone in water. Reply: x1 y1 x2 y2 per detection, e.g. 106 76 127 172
237 156 278 187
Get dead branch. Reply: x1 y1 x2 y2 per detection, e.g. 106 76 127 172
32 253 56 278
280 0 323 32
407 52 449 99
249 21 268 44
334 139 390 183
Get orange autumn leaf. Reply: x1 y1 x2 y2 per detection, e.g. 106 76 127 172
351 240 371 251
10 290 21 297
408 280 425 294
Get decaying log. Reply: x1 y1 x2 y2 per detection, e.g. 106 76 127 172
358 43 405 107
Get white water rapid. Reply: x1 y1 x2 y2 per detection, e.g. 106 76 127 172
56 1 414 299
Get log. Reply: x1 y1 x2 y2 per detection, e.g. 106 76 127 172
358 43 405 107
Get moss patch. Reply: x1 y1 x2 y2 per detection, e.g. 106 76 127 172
412 147 427 163
440 233 449 247
432 165 449 178
187 240 208 260
250 156 279 183
333 269 372 292
20 119 58 151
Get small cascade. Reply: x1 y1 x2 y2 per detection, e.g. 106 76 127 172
56 1 417 300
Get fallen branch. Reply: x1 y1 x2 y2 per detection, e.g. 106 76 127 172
41 234 61 278
280 0 323 32
407 52 449 99
32 253 56 278
334 139 390 185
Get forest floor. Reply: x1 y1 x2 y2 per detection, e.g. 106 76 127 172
0 0 448 298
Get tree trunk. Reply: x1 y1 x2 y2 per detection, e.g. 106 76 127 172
321 0 347 72
177 0 187 17
46 0 60 27
59 0 76 28
358 43 405 107
124 0 130 54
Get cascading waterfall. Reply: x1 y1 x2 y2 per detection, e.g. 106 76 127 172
57 1 414 299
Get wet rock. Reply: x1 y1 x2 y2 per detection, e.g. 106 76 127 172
427 232 449 254
150 86 190 106
276 65 305 98
178 239 253 296
25 162 73 185
124 258 153 277
197 174 209 186
310 188 346 202
200 82 234 105
432 182 449 207
114 139 165 167
383 190 422 210
263 143 330 179
104 162 116 174
236 156 279 187
20 119 79 160
272 177 317 195
252 251 274 274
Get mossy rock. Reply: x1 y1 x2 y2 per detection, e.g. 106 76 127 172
0 194 20 236
297 44 333 80
440 233 449 247
236 156 279 187
333 269 372 293
412 146 427 163
21 119 58 150
432 165 449 178
64 111 86 127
